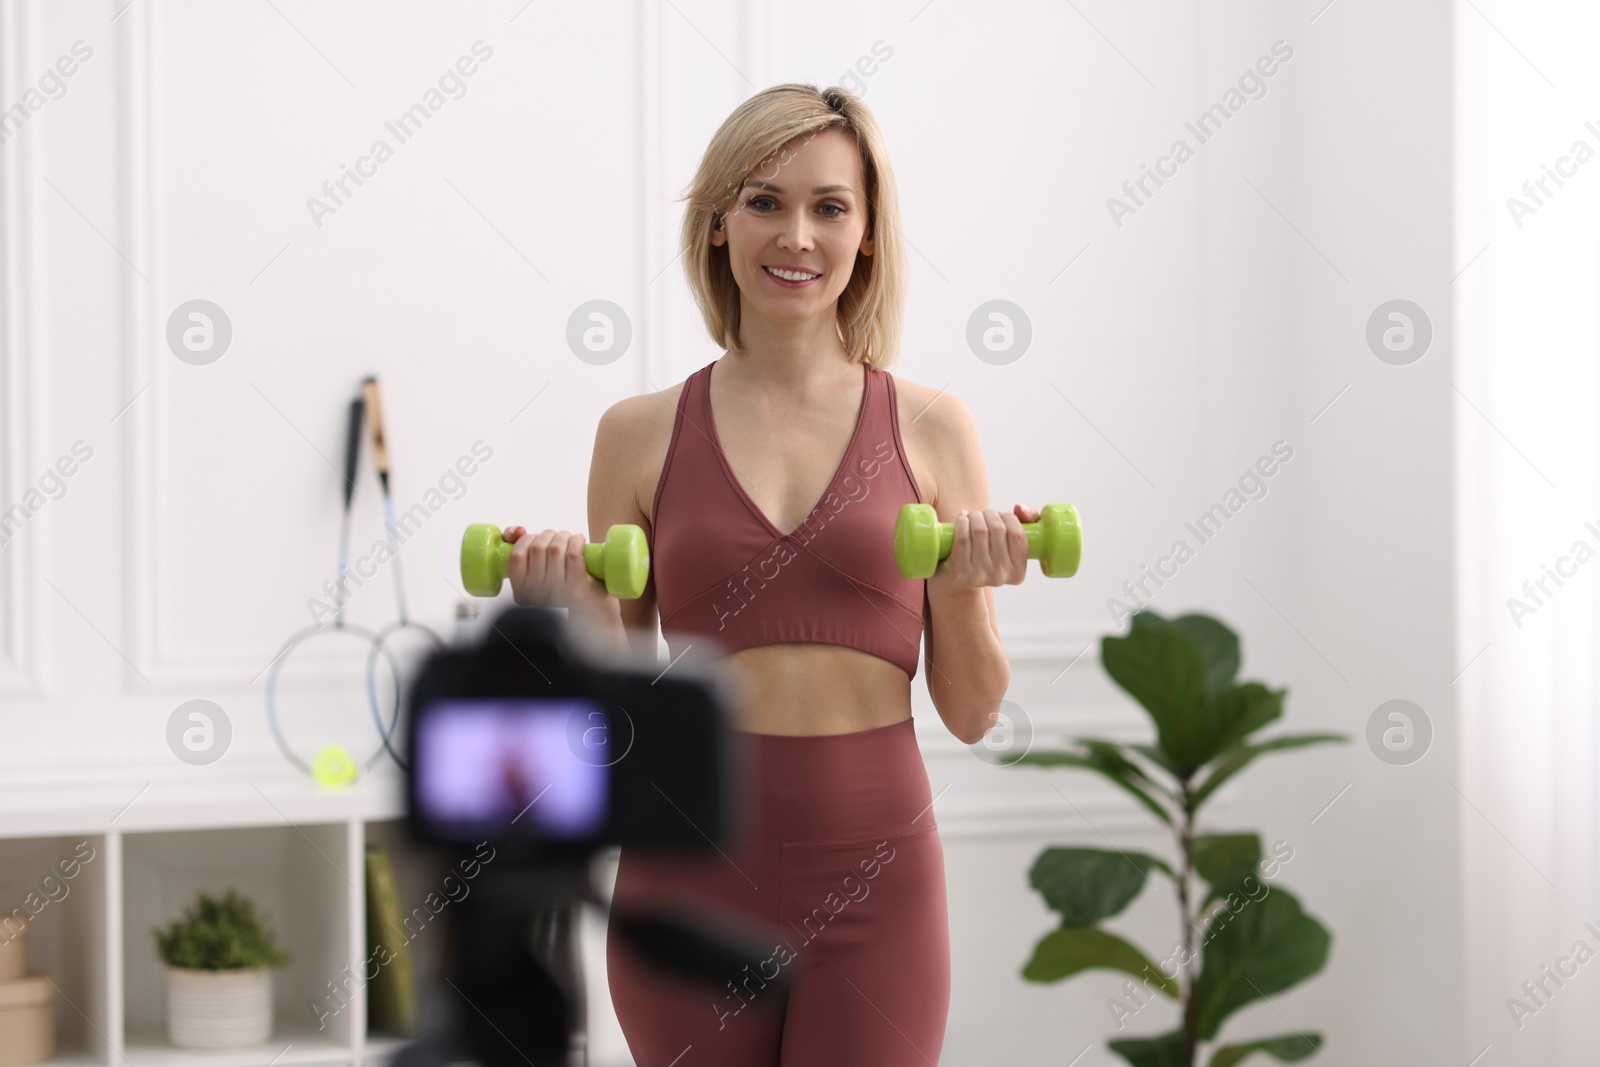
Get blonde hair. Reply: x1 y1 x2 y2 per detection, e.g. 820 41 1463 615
677 83 907 370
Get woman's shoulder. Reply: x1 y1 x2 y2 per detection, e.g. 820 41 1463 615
594 370 700 528
600 368 697 440
884 372 982 512
885 371 977 441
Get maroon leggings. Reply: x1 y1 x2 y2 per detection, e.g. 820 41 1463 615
605 717 950 1066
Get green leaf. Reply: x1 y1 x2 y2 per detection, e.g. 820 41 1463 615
1103 612 1285 775
1191 734 1349 810
1129 742 1182 777
1013 749 1175 826
1193 834 1262 904
1108 1029 1188 1067
1193 887 1332 1040
1208 1033 1323 1067
1170 613 1241 697
1076 739 1176 797
1029 848 1167 926
1195 683 1285 766
1021 926 1179 997
1101 613 1211 772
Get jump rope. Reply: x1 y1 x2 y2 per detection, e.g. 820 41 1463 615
264 377 442 782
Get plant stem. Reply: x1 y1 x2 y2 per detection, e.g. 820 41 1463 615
1178 782 1198 1066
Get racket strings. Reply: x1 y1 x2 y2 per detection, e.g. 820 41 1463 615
264 378 440 780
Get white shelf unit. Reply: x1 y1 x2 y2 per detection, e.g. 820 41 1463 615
0 772 450 1067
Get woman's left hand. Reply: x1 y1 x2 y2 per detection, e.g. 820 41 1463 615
925 505 1040 594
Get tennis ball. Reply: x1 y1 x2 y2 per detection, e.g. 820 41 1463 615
312 744 357 787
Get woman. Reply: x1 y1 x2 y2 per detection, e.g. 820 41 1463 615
501 84 1038 1067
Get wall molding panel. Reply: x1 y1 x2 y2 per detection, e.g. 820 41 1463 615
0 0 41 696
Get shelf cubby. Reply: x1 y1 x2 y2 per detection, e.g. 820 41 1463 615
0 834 110 1067
122 823 356 1061
0 776 438 1067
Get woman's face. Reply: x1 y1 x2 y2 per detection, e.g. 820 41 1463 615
710 127 875 328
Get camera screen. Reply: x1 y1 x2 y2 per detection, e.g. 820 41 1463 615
413 698 609 840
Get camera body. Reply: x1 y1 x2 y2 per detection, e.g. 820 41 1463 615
406 605 740 863
393 607 760 1067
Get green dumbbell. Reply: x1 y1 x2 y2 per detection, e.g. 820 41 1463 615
893 503 1082 581
460 523 651 599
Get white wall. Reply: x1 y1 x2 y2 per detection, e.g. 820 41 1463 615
1 1 1466 1064
1457 3 1600 1064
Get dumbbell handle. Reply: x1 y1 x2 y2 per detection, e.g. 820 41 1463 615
922 524 1059 563
473 537 611 583
460 524 650 599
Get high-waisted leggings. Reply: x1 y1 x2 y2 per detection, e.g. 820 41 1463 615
605 717 950 1067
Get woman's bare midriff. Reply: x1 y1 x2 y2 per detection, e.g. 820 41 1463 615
713 642 914 736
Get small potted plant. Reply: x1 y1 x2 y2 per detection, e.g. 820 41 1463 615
151 890 291 1049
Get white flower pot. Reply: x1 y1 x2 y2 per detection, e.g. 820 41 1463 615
164 966 274 1049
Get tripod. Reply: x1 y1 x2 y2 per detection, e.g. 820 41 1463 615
390 859 787 1067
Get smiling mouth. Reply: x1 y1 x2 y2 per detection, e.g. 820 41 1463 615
763 266 822 284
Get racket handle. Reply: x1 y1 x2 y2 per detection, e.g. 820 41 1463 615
363 376 390 482
341 396 364 509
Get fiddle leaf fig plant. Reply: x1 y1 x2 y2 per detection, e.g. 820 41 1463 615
1013 609 1346 1067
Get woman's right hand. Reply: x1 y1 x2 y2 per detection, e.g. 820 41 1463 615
500 525 615 612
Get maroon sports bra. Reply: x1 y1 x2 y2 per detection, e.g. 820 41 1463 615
650 358 928 679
